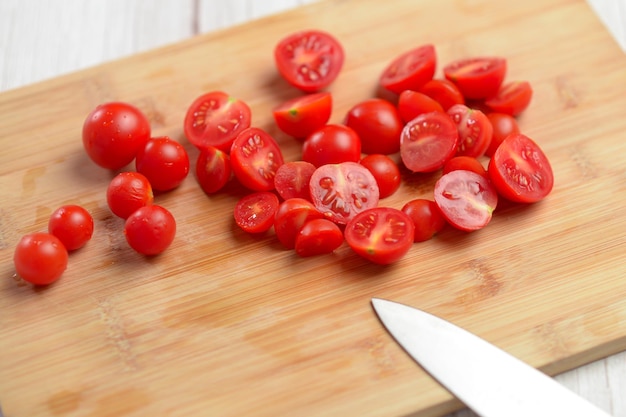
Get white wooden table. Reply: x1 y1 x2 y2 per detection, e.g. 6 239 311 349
1 1 624 416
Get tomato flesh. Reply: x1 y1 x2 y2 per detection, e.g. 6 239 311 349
447 104 493 158
274 161 316 201
230 127 285 191
234 192 280 234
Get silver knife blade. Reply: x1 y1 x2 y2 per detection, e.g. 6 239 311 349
371 298 612 417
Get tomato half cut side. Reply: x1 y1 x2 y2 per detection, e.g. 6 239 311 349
274 160 316 201
443 57 507 100
234 191 280 234
230 127 285 192
273 92 332 138
484 81 533 116
295 218 344 257
379 44 437 94
195 146 232 194
447 104 493 158
488 133 554 203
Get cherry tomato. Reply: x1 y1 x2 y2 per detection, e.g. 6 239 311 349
443 57 507 100
344 207 415 265
234 191 280 234
230 127 285 191
447 104 493 158
124 205 176 255
135 136 190 191
419 79 465 110
302 124 361 167
309 162 380 225
488 133 554 203
274 161 316 201
443 156 487 178
484 81 533 116
401 199 447 242
434 170 498 232
274 30 344 92
400 111 459 173
397 90 444 124
107 172 154 219
344 98 403 155
82 102 151 170
274 198 325 249
183 91 252 153
273 92 332 138
195 146 232 194
14 232 68 285
48 205 94 251
379 44 436 94
485 113 520 157
295 218 344 257
359 154 401 199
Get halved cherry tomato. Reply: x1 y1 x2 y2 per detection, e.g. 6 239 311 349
447 104 493 158
359 154 401 199
124 205 176 256
443 156 487 178
274 160 316 201
195 146 232 194
13 232 69 285
400 111 459 173
344 98 403 155
379 44 436 94
274 198 325 249
302 124 361 167
419 79 465 110
274 30 344 92
401 199 447 242
484 81 533 116
485 113 520 157
397 90 444 124
230 127 285 192
488 133 554 203
344 207 415 265
135 136 190 191
183 91 252 152
295 218 344 257
434 170 498 232
309 162 380 225
107 172 154 219
48 205 94 251
444 57 507 100
234 191 280 234
273 92 332 138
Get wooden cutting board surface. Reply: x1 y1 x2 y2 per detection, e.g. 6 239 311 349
1 0 626 416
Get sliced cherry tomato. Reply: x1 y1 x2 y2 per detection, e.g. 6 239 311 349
295 218 344 257
484 81 533 116
488 133 554 203
302 124 361 167
82 102 151 170
274 30 344 92
230 127 285 192
447 104 493 158
274 198 325 249
195 145 232 194
344 207 414 265
48 205 94 251
400 111 459 173
344 98 403 155
443 57 507 100
419 79 465 110
443 156 488 178
124 205 176 255
401 199 447 242
273 92 332 138
359 154 401 199
183 91 252 153
13 232 69 285
434 170 498 232
135 136 190 191
397 90 444 124
485 113 520 157
274 160 316 201
309 162 380 225
234 191 280 234
379 44 436 94
107 172 154 219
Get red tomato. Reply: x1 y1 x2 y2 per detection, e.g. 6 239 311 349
488 133 554 203
419 79 465 110
13 233 68 285
295 218 344 257
274 198 325 249
274 30 344 92
230 127 285 192
443 156 488 178
443 57 507 100
434 170 498 232
107 172 154 219
302 124 361 167
400 111 459 173
135 136 190 191
379 44 436 94
48 205 94 251
484 81 533 116
344 98 403 155
309 162 380 225
234 191 280 234
344 207 415 265
359 154 401 198
273 92 332 138
195 146 232 194
401 199 447 242
485 113 520 157
447 104 493 158
82 102 151 170
183 91 252 152
397 90 444 124
274 161 316 201
124 205 176 255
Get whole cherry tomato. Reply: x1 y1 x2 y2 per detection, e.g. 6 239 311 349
13 232 68 285
359 154 401 198
48 205 94 251
401 199 447 242
124 205 176 255
107 172 154 219
302 124 361 167
135 136 190 191
344 98 403 155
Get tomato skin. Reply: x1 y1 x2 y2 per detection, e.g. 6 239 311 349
359 154 401 199
401 199 447 242
443 156 488 178
295 218 344 257
447 104 493 158
488 133 554 203
485 113 520 157
274 30 344 92
234 191 280 234
274 198 325 249
195 146 232 194
484 81 533 116
230 127 285 192
379 44 437 94
107 172 154 219
14 232 68 285
48 205 94 251
273 92 332 138
344 98 403 155
124 205 176 255
302 124 361 167
419 79 465 111
397 90 444 124
344 207 415 265
274 160 316 201
82 102 151 170
135 137 190 191
443 57 507 100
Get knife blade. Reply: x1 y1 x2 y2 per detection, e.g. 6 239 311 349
371 298 612 417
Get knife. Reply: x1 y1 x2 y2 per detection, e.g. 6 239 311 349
371 298 612 417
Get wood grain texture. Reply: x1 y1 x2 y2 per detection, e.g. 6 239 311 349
1 0 626 416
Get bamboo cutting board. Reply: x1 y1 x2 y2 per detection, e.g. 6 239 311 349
1 0 626 416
